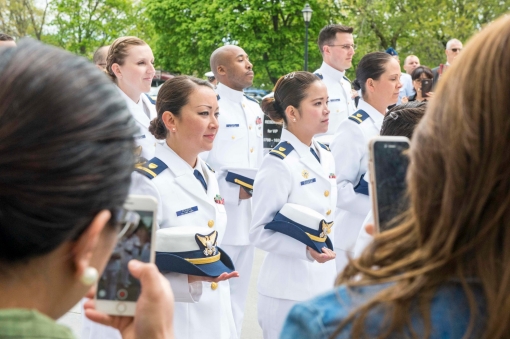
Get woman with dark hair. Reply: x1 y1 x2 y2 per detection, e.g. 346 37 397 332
250 71 337 339
330 52 402 273
282 14 510 339
131 76 238 339
0 39 173 338
106 36 158 162
406 66 434 102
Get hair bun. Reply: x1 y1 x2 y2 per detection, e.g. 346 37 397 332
352 79 361 91
261 96 284 123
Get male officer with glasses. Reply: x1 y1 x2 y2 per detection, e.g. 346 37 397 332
432 38 463 88
314 24 357 145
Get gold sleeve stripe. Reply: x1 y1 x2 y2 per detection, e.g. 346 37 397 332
136 166 157 178
234 178 253 189
185 253 221 265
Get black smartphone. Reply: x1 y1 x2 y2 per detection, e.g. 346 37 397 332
369 137 411 232
421 79 433 97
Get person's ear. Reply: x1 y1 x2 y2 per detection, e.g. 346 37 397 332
111 63 122 79
285 105 298 123
366 78 376 93
162 111 177 133
323 45 330 56
217 65 227 76
72 210 111 282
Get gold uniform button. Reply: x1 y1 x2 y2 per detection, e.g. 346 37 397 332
211 282 218 290
208 220 214 228
336 110 340 112
249 125 252 130
231 135 235 140
326 209 331 215
242 103 246 108
250 148 254 153
324 190 330 197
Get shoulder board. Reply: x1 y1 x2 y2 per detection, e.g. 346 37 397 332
348 109 370 124
216 94 221 101
243 94 259 104
134 157 168 179
314 72 323 80
269 141 294 159
342 75 351 83
317 142 330 152
205 162 215 173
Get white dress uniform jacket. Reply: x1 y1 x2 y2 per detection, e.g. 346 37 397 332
203 83 264 245
117 88 159 160
131 142 236 339
250 129 338 301
314 62 356 145
329 99 384 272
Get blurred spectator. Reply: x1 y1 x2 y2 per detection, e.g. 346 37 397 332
205 71 217 87
432 38 463 87
403 55 420 74
93 45 109 71
385 47 413 105
406 66 434 102
0 33 16 48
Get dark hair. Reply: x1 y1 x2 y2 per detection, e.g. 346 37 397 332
261 72 320 125
317 24 354 54
0 39 137 263
150 76 214 139
0 33 14 41
410 66 433 81
352 52 393 96
381 101 427 139
106 36 147 82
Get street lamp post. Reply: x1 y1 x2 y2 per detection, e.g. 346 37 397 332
302 3 313 71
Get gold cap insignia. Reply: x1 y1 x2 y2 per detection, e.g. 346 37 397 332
319 220 334 238
302 169 309 179
148 163 158 169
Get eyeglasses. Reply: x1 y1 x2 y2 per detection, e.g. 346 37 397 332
111 208 141 239
328 44 357 51
449 48 462 53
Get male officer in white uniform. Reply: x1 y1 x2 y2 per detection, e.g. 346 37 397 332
313 24 357 145
204 45 264 337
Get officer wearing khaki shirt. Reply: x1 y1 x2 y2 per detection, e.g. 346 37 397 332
313 24 357 145
203 45 264 338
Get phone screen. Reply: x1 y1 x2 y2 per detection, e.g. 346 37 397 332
421 79 433 97
96 210 154 302
373 140 410 232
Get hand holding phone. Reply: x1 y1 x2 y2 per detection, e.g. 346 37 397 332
95 195 158 316
368 137 410 233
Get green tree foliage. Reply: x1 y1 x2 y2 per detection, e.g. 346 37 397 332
47 0 142 57
145 0 342 88
0 0 49 40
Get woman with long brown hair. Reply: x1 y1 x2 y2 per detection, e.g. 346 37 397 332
281 14 510 339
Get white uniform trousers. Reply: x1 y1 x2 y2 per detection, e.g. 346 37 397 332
221 243 255 338
257 294 297 339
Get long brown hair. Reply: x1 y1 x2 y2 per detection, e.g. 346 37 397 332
333 15 510 338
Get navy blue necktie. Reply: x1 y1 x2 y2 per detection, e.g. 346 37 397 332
310 147 321 163
193 169 207 192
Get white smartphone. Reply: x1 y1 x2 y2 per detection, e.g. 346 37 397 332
95 195 158 316
368 136 411 233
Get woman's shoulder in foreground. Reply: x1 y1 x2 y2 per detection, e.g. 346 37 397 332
281 282 486 339
0 309 75 339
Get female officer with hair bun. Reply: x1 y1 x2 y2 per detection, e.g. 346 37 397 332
330 52 402 273
250 71 337 339
130 75 238 339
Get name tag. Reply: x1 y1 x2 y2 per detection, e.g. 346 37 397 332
330 98 341 102
176 206 198 216
300 178 316 186
226 124 240 127
134 135 146 140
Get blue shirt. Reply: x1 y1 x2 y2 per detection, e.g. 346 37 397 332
281 282 485 339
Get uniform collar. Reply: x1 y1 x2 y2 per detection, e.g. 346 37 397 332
357 99 384 129
319 61 346 83
156 142 202 178
281 129 313 158
216 83 244 103
117 87 141 109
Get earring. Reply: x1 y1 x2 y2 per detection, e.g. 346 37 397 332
172 128 176 131
80 267 99 286
293 119 297 122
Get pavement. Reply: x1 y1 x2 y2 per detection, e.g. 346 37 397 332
57 249 266 339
